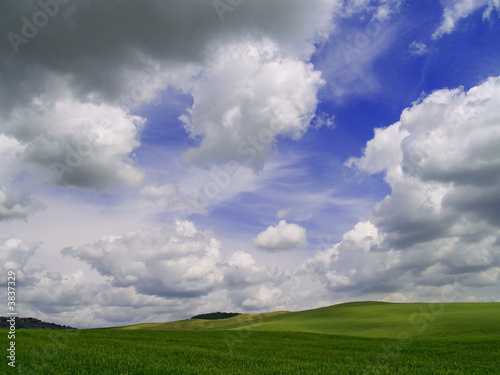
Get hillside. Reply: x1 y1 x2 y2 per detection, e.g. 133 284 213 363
118 301 500 338
120 311 289 331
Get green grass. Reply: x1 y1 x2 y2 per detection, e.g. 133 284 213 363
121 301 500 339
2 302 499 374
120 311 289 331
2 329 500 374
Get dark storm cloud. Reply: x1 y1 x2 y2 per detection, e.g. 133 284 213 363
0 0 336 112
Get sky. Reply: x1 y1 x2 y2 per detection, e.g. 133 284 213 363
1 0 500 328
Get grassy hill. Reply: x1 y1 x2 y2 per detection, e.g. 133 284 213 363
5 302 499 374
118 301 500 338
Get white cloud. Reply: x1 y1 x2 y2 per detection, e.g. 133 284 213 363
2 86 146 191
408 41 429 56
223 251 282 292
228 251 256 269
241 285 283 310
0 237 41 283
174 219 198 237
320 75 500 297
484 0 500 18
276 209 291 219
140 183 178 201
0 184 45 222
3 0 500 329
0 134 45 221
432 0 500 39
300 221 383 279
61 220 222 298
346 122 408 174
253 220 307 251
0 0 339 116
181 39 325 171
0 0 342 206
0 223 295 326
339 0 403 19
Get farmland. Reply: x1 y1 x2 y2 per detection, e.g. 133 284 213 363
3 302 499 374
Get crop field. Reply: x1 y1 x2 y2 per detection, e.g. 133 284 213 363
2 302 499 374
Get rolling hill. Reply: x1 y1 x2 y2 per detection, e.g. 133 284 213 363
117 301 500 338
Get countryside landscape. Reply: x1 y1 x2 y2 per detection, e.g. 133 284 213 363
2 0 500 374
2 301 500 374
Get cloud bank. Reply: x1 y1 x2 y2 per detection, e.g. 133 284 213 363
326 76 500 297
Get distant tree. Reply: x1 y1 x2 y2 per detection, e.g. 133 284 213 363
0 317 76 329
190 312 241 320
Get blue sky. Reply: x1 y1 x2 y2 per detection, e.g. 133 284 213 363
1 0 500 328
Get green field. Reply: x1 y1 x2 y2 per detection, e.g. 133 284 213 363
121 301 500 338
3 302 499 374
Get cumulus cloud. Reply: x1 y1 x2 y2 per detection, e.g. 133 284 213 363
0 0 350 210
253 220 307 251
0 0 409 203
62 220 222 298
1 224 294 326
313 76 500 298
1 85 146 191
0 237 41 283
0 231 217 327
240 285 284 310
346 122 408 174
223 251 281 290
16 266 216 328
301 221 383 277
0 0 401 181
0 0 337 114
180 39 325 171
5 0 500 329
0 133 45 221
0 184 45 222
353 77 500 238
